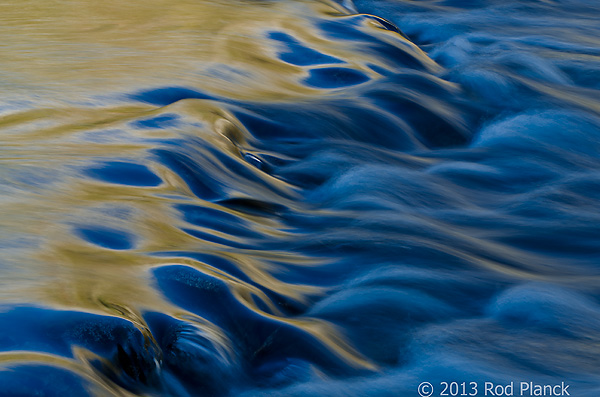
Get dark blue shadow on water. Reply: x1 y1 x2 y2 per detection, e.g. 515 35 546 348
150 251 310 316
0 306 164 394
318 17 427 70
143 311 239 396
75 226 135 250
132 114 180 129
304 67 370 88
0 306 146 358
0 365 91 397
151 265 370 386
85 161 162 187
233 101 421 151
268 32 344 66
129 87 214 107
152 147 222 200
176 204 257 238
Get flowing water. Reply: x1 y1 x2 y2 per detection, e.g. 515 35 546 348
1 0 600 395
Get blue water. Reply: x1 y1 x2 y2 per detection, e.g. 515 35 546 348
1 0 600 395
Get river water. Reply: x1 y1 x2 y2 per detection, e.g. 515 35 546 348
1 0 600 395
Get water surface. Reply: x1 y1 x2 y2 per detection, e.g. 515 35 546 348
1 0 600 395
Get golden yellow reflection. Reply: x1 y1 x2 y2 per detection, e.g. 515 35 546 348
0 0 442 393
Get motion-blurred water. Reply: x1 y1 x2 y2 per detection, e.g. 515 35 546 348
1 0 600 395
